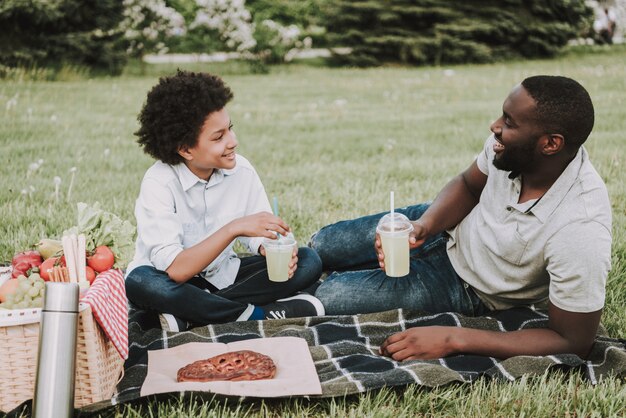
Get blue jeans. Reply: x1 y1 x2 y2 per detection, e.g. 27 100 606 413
310 204 488 316
125 247 322 325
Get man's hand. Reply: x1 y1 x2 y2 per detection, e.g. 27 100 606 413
375 219 429 270
379 326 459 360
408 219 430 249
379 303 602 361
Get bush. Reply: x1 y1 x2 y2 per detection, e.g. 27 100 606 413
0 0 127 74
324 0 594 67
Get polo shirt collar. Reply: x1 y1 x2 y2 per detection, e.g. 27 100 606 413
173 162 238 191
524 146 586 223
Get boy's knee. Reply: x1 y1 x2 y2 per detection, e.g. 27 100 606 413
125 266 151 284
125 266 169 300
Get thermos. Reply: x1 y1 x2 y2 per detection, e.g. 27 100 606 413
32 282 80 418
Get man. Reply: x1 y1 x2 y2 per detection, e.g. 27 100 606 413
310 75 612 360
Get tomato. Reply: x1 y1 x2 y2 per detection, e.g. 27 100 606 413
85 266 96 284
39 256 66 281
11 250 43 278
87 246 115 273
40 257 56 281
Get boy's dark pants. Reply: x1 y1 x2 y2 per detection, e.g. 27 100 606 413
126 247 321 325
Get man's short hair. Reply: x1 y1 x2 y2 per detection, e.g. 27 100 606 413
521 75 594 152
136 70 234 165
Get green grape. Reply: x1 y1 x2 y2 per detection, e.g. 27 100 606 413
2 275 48 309
19 280 31 292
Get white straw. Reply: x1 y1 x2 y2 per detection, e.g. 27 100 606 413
390 191 395 231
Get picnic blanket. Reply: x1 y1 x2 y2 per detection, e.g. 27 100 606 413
113 307 625 403
9 306 621 416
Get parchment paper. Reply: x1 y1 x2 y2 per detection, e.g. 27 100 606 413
141 336 322 397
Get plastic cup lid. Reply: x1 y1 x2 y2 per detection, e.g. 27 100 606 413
262 232 296 248
376 213 413 234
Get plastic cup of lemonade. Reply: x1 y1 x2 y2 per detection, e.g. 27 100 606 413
263 233 296 282
376 213 414 277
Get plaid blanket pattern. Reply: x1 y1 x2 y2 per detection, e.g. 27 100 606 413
109 306 626 406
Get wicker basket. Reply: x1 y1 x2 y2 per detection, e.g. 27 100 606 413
0 304 124 413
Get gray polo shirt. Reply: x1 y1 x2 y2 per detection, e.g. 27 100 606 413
447 135 612 312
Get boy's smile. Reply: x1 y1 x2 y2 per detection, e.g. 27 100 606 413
178 108 238 180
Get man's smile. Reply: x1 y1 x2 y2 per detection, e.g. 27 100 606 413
493 139 505 154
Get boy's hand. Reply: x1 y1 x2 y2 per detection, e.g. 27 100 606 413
232 212 290 238
287 246 298 278
259 242 299 279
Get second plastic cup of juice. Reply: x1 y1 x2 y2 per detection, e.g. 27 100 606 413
263 234 296 282
376 213 414 277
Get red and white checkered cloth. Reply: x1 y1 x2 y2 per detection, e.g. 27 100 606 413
81 269 128 359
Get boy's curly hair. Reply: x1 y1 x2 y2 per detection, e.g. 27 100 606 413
135 70 234 165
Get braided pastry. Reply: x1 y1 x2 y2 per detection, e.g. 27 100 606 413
177 350 276 382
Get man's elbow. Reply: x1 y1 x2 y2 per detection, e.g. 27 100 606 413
570 337 595 359
548 304 602 360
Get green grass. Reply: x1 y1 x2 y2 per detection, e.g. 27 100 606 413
1 46 625 416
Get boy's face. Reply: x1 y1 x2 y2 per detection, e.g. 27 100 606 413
179 108 237 180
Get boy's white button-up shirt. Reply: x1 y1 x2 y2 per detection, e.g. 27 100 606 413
126 155 272 290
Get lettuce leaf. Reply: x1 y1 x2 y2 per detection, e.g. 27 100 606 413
63 202 136 269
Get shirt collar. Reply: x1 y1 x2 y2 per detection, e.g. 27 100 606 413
173 161 239 192
524 146 586 223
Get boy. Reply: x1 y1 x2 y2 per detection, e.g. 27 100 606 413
126 70 324 331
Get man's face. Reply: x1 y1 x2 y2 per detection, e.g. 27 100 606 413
490 85 544 174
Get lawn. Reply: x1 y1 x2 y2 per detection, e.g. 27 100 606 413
1 45 625 416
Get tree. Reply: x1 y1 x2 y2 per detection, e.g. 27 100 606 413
323 0 594 66
0 0 127 73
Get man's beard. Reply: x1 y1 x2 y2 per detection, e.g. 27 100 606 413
492 139 537 174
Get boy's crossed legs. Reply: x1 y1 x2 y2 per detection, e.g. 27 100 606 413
126 247 324 330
